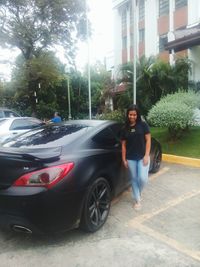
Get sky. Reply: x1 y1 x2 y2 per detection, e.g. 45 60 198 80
0 0 113 80
76 0 113 68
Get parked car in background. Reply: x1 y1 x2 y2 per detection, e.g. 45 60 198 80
0 117 45 143
0 120 162 234
0 108 21 118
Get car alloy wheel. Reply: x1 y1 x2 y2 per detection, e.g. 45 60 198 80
80 177 111 232
151 149 162 173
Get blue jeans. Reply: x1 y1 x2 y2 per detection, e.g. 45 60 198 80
127 158 150 202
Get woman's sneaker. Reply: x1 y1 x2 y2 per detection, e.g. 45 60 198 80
133 202 141 211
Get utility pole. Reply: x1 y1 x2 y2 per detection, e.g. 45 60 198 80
132 0 137 104
85 0 92 119
67 76 72 120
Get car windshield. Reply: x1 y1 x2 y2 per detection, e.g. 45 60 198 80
2 124 91 148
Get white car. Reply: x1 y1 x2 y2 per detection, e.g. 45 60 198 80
0 108 21 118
0 117 44 143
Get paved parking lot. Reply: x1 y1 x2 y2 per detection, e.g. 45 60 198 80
0 162 200 267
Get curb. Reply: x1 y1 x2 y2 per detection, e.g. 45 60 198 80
163 154 200 168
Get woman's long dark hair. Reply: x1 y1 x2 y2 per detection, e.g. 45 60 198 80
125 104 141 129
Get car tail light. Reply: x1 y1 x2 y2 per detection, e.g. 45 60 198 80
13 163 74 189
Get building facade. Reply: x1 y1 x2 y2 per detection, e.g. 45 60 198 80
112 0 200 82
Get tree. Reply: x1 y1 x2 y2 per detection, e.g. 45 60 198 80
88 62 114 114
11 51 66 116
69 69 88 119
117 56 191 115
0 0 87 114
0 0 86 61
0 80 16 108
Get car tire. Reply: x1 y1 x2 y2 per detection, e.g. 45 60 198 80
150 148 162 173
80 177 111 233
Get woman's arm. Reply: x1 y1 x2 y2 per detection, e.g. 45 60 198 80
143 133 151 166
121 140 128 168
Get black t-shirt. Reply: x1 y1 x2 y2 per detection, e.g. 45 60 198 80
121 121 150 160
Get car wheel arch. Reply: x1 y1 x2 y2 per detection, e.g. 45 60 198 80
80 176 112 232
149 145 162 173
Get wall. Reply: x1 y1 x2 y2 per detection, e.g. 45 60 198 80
113 7 122 76
188 0 200 25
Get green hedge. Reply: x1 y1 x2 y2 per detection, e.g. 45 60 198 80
97 109 125 122
147 91 200 139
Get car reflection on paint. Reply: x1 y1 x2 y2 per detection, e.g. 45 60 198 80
0 120 162 234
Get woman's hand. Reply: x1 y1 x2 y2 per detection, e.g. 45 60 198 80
123 160 128 169
143 155 149 166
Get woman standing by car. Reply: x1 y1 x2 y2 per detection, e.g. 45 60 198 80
121 104 151 210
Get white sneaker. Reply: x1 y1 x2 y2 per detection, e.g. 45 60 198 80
133 202 141 211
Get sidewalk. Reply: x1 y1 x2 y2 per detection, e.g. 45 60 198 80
163 153 200 168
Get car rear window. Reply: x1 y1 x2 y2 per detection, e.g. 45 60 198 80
3 124 90 148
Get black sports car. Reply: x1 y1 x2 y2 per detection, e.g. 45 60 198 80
0 120 162 234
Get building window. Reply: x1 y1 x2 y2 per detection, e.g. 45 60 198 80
122 36 127 49
130 6 133 25
159 0 169 16
130 33 133 46
159 35 167 52
139 0 145 21
139 29 145 43
175 0 187 9
121 9 127 30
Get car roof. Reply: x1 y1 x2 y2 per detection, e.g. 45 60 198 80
64 119 117 127
0 108 21 117
0 108 15 111
1 117 41 121
0 108 20 113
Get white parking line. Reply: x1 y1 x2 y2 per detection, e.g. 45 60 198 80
128 189 200 262
129 189 200 224
133 222 200 262
149 166 170 181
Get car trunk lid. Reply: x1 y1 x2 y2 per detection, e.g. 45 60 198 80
0 147 62 189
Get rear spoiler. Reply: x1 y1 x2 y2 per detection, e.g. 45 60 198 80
0 146 62 163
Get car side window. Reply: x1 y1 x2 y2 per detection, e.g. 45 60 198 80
10 118 43 130
4 111 19 117
109 124 122 142
92 124 122 148
10 119 31 130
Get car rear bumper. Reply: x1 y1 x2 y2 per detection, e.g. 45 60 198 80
0 186 86 234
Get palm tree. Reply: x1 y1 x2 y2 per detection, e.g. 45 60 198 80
116 56 191 116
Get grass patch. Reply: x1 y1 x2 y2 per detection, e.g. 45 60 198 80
151 126 200 159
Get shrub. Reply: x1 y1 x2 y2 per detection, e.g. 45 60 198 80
97 109 125 122
147 91 200 139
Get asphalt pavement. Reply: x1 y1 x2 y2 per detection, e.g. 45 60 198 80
0 161 200 267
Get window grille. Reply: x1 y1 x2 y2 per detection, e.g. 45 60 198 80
130 33 133 46
159 35 168 52
121 9 127 30
139 0 145 21
159 0 169 16
175 0 187 9
130 6 133 25
122 36 127 49
139 29 145 43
